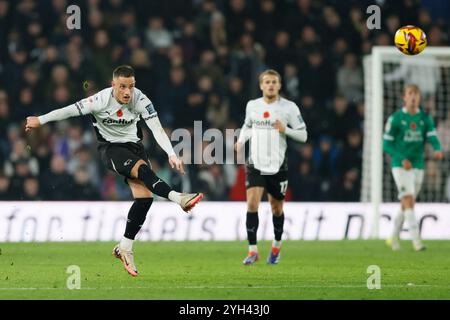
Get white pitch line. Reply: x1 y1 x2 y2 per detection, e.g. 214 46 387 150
0 284 448 291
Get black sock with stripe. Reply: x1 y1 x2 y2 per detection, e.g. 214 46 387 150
246 212 259 245
137 164 172 199
273 213 285 241
124 198 153 239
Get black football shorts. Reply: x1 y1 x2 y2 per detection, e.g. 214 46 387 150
98 141 151 179
245 164 288 200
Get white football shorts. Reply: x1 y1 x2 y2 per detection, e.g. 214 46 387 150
392 168 424 200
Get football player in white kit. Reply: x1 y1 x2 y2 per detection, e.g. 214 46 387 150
25 65 203 277
235 69 307 265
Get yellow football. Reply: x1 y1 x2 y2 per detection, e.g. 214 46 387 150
394 25 427 55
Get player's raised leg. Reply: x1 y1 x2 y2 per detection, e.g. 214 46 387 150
130 159 203 212
113 178 153 277
243 187 264 265
267 194 284 264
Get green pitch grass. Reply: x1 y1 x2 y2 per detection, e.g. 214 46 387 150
0 241 449 300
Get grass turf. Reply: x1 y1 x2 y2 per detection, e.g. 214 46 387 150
0 240 449 300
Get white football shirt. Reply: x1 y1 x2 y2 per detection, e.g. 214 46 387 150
38 87 175 156
237 97 307 174
72 87 157 143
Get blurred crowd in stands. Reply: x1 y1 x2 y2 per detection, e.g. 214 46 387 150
0 0 449 201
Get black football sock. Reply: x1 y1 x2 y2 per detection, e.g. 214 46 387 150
273 213 285 241
124 197 153 240
246 212 259 245
137 164 172 199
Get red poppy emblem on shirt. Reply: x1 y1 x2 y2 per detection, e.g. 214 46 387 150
410 122 417 130
117 109 123 117
263 111 270 118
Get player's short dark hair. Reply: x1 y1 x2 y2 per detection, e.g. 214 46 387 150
113 65 135 78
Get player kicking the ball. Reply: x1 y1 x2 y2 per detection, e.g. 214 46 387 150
235 69 307 265
383 84 443 251
25 65 203 276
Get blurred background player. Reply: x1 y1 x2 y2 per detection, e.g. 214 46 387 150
383 84 443 251
235 69 307 265
25 65 203 276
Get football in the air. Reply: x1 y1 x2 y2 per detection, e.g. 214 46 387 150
394 25 427 55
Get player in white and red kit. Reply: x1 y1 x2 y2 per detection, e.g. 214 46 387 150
235 69 307 265
25 65 203 277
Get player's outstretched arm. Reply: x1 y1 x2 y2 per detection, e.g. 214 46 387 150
25 97 97 132
25 105 81 132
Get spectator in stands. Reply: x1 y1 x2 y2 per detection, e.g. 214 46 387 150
3 43 28 98
4 139 39 177
336 52 363 103
145 16 173 52
226 76 247 126
156 65 191 129
13 87 39 123
326 94 359 145
332 168 361 202
72 166 101 201
178 21 201 65
40 154 74 200
206 93 229 130
291 161 321 201
193 0 217 45
312 135 339 201
91 29 113 86
22 176 41 201
21 65 43 104
210 11 227 50
194 49 225 89
67 145 101 188
197 164 228 201
337 128 363 175
282 63 300 101
230 33 265 98
266 30 295 74
9 158 34 200
299 49 335 104
297 94 325 142
254 0 280 47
